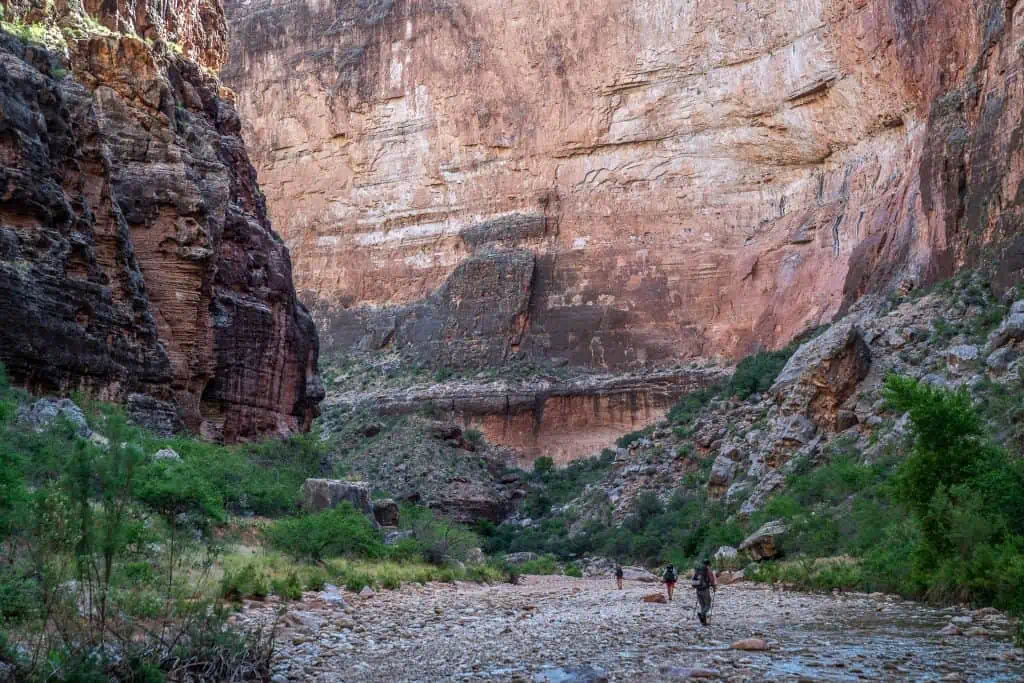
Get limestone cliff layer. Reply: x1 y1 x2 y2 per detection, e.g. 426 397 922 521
0 0 323 440
223 0 1024 370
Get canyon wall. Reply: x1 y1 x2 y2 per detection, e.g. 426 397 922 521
224 0 1024 371
0 0 323 440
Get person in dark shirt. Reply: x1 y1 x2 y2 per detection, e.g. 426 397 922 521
615 564 624 590
691 557 717 625
662 564 678 601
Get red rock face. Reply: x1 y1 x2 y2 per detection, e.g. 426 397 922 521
222 0 1024 372
0 1 323 440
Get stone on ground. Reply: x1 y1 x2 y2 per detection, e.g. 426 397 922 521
730 638 770 651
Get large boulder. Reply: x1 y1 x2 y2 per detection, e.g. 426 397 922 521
17 398 91 438
373 498 400 527
300 479 373 516
771 321 871 431
739 520 787 560
505 552 540 565
707 455 740 490
989 300 1024 349
738 471 785 517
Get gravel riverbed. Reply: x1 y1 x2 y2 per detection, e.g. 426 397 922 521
238 576 1024 682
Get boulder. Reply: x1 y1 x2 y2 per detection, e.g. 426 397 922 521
739 520 786 560
358 585 375 598
17 398 91 437
938 623 963 637
946 345 979 374
621 566 660 583
717 569 744 585
773 414 817 446
713 546 738 562
642 593 667 604
505 552 540 565
986 347 1018 374
373 498 400 527
384 529 414 546
771 321 871 431
707 455 739 489
153 448 181 461
466 547 486 565
300 479 373 516
989 300 1024 349
730 638 770 651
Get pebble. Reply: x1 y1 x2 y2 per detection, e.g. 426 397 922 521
235 577 1024 681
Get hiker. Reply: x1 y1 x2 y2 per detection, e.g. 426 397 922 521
662 564 678 601
615 564 624 590
691 557 717 625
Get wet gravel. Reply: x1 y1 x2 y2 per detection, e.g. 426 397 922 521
239 576 1024 682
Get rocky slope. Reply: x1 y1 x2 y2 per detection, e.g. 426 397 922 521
553 276 1024 532
0 0 323 440
326 365 726 465
224 0 1024 375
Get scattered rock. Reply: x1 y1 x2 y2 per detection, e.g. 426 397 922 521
358 586 375 598
642 593 667 604
88 432 111 449
659 666 721 680
986 347 1017 374
17 398 91 437
938 623 963 636
739 520 786 560
533 665 609 683
730 638 770 651
466 547 486 565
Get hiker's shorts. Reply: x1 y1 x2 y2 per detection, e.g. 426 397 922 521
697 588 712 614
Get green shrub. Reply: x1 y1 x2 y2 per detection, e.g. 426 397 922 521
728 347 793 399
305 567 329 592
616 430 645 449
464 428 484 445
271 571 303 601
533 455 554 476
516 555 559 575
220 562 270 601
563 563 583 578
266 503 384 562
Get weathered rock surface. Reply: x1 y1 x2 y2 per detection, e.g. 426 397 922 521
300 479 372 516
772 322 871 430
326 366 725 465
223 0 1024 376
739 520 787 561
372 498 400 527
16 398 91 437
0 0 322 441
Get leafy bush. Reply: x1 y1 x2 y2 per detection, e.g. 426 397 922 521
271 571 304 601
464 428 484 445
727 347 794 399
220 562 270 601
533 455 554 476
515 555 560 575
616 430 646 449
564 563 583 578
404 506 481 565
265 503 384 562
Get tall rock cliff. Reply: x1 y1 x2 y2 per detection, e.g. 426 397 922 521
0 0 323 440
223 0 1024 372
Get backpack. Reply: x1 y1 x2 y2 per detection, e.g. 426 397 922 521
691 565 708 589
663 566 677 583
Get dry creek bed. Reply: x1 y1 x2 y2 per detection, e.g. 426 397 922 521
235 576 1024 682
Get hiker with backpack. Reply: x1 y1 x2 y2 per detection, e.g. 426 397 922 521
615 564 624 590
662 564 678 601
691 557 717 625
